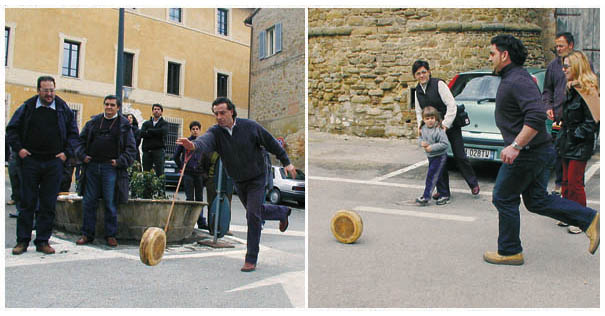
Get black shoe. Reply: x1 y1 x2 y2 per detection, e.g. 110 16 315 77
9 212 18 218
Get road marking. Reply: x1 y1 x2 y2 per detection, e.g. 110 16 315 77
309 176 483 195
371 159 428 182
354 206 476 222
310 176 600 205
226 270 305 308
229 224 305 237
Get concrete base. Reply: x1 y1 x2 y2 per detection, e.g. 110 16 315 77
197 239 236 248
55 196 205 242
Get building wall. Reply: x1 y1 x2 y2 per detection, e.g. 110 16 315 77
248 8 306 170
308 8 556 138
5 8 253 140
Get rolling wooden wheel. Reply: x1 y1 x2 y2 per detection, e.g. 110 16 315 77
330 210 363 244
139 227 167 266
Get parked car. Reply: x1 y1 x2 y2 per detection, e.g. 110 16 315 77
268 166 305 206
446 68 548 162
163 160 180 187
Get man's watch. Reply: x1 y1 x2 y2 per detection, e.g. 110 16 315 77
511 141 523 150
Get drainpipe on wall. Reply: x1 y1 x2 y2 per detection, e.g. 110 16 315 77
244 9 260 120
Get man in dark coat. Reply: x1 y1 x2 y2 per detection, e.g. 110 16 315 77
483 35 599 266
140 103 168 176
177 97 296 272
6 75 79 255
74 95 136 247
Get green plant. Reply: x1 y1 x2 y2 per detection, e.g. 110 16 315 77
128 161 167 200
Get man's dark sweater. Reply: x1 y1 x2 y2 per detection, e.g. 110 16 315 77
24 106 62 157
140 117 168 151
542 57 567 121
88 117 121 162
191 118 290 182
495 64 551 148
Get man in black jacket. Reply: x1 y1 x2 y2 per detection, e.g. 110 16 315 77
74 95 136 247
140 103 168 176
6 76 79 255
177 97 296 272
483 35 599 265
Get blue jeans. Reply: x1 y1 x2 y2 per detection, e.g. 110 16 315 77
423 154 449 199
493 144 597 255
17 156 63 245
82 162 118 239
235 174 290 264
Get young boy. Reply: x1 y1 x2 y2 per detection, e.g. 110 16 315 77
416 106 451 206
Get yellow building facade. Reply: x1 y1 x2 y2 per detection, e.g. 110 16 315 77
5 8 253 154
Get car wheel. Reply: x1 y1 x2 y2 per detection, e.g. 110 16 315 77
269 188 281 205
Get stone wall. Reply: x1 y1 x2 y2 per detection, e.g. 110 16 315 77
248 8 306 169
308 8 556 139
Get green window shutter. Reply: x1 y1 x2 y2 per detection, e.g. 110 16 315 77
275 23 282 53
259 30 266 59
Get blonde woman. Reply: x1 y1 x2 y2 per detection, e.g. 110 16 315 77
558 50 599 234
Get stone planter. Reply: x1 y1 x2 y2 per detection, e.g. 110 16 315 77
55 196 205 242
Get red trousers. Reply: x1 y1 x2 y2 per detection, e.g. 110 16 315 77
561 159 587 206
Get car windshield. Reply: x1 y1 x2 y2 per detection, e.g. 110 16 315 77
279 168 305 180
455 75 501 101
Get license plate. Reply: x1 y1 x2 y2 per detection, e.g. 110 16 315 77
165 168 175 173
464 148 494 160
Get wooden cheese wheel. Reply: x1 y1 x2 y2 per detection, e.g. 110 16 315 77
139 227 166 266
330 210 363 244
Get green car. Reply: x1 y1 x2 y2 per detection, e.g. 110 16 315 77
446 68 550 162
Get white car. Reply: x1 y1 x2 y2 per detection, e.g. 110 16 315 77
268 166 305 206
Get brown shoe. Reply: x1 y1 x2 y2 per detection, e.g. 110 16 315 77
35 242 55 255
106 237 118 247
586 212 599 255
12 242 28 255
483 251 524 265
279 208 292 232
76 235 93 245
241 262 256 272
7 199 16 205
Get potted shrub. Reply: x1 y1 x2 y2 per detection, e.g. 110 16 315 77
55 161 206 242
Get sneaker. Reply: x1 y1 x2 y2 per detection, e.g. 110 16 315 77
568 226 582 234
432 192 441 200
436 196 450 205
6 200 16 205
556 221 569 227
415 196 429 206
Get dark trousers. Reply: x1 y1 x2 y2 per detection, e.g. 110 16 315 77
183 173 206 224
8 153 21 209
235 174 290 264
81 162 118 239
143 148 165 177
423 154 449 199
17 156 63 245
60 163 74 192
492 144 597 255
439 126 478 190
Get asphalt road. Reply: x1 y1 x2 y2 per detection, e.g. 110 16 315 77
308 130 600 308
4 176 305 308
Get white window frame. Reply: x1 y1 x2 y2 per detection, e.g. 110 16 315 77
58 33 87 80
166 8 185 24
215 8 231 38
67 102 83 131
214 68 232 100
114 47 140 89
164 57 185 97
5 22 16 68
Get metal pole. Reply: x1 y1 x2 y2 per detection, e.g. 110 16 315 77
213 159 224 243
116 8 125 115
